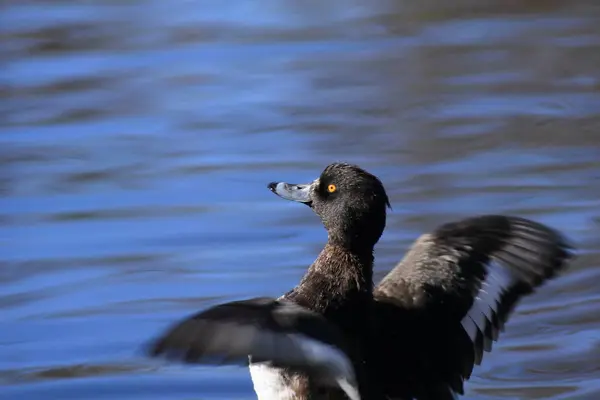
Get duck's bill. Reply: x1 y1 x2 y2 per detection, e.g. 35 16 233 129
268 181 314 204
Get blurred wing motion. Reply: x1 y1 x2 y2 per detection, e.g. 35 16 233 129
373 215 574 399
148 297 359 400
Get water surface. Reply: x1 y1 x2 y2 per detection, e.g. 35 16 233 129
2 1 600 399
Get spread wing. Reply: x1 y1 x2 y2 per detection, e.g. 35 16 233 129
371 215 574 399
147 297 359 399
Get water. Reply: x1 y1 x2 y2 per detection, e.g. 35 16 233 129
2 0 600 399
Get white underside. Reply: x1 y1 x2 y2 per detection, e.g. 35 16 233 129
247 332 360 400
249 363 297 400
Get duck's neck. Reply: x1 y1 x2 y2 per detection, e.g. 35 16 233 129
287 242 374 316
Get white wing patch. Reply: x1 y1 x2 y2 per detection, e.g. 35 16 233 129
461 259 514 344
292 333 356 384
293 333 360 400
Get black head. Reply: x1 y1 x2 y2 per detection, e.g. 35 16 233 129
268 163 391 251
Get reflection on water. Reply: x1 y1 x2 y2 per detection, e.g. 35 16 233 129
2 0 600 399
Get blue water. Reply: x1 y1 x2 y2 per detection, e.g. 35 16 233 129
2 1 600 399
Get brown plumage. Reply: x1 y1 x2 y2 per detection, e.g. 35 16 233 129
147 162 574 400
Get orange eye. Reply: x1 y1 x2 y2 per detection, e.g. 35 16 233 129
327 184 337 193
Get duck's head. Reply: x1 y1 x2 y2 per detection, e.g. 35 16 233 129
268 163 390 251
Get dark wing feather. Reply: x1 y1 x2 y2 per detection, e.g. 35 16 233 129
371 215 574 399
148 297 353 379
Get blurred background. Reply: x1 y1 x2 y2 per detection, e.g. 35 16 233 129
1 0 600 399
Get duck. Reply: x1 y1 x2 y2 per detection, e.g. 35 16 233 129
147 162 574 400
